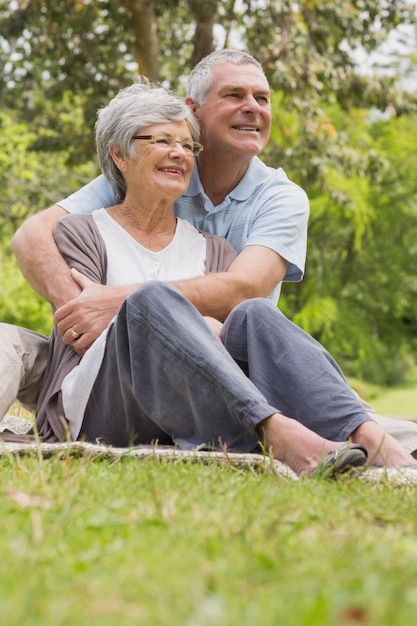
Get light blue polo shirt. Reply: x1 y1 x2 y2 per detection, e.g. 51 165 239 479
58 157 309 304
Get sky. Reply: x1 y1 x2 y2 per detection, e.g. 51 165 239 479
345 22 417 92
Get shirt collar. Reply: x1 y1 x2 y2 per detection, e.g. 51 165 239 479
184 156 272 202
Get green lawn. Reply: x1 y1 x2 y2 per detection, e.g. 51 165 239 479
2 376 417 625
1 454 417 626
349 373 417 420
371 385 417 419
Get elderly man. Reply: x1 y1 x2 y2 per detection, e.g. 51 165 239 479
5 49 417 457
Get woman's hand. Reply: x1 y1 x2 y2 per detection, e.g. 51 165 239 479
54 268 137 355
203 316 223 340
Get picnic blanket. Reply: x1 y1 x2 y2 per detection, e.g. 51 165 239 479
2 415 417 486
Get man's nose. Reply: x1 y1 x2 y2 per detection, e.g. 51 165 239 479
242 95 261 113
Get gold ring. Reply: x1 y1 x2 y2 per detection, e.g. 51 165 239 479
71 328 81 339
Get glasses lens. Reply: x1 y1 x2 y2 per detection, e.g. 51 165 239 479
154 137 172 147
191 142 202 155
146 135 202 155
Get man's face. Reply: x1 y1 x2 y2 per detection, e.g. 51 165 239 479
190 62 272 159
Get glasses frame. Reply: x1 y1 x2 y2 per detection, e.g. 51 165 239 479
132 134 203 156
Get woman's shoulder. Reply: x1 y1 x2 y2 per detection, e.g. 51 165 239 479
55 212 100 237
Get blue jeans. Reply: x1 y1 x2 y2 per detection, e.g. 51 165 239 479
80 282 371 449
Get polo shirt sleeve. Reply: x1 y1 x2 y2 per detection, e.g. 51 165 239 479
57 175 116 215
244 176 309 283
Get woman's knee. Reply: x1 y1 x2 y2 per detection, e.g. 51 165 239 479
126 281 179 309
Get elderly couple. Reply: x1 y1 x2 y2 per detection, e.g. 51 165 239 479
2 50 417 476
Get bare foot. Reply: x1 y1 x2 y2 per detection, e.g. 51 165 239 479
256 413 345 476
351 421 417 468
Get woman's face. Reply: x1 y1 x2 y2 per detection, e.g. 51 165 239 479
123 120 197 201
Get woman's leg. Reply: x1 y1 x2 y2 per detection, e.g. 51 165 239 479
221 298 416 467
81 283 349 475
81 282 272 452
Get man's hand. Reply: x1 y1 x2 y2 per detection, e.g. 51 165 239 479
54 268 138 355
174 245 289 321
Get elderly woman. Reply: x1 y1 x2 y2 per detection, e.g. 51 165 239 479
29 81 415 476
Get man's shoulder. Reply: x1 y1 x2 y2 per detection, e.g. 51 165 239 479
233 158 308 209
253 158 305 188
243 158 306 195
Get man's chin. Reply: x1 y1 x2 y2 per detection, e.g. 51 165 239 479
233 139 265 156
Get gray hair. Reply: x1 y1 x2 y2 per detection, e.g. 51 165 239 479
95 79 200 202
186 49 266 105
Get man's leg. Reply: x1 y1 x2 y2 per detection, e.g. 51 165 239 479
344 371 417 456
0 323 49 419
220 298 416 467
221 298 371 442
370 414 417 458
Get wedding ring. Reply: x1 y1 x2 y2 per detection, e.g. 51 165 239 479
71 328 81 339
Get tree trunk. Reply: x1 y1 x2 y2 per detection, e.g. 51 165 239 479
187 0 218 67
121 0 160 80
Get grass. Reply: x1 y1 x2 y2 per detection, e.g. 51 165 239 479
349 371 417 419
1 453 417 625
371 374 417 418
2 377 417 625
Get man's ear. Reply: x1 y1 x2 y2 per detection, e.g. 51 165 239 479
185 96 198 115
109 145 127 171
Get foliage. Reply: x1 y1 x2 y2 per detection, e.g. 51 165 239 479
0 109 98 332
277 105 417 384
0 0 416 382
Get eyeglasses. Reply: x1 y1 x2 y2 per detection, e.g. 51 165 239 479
132 134 204 156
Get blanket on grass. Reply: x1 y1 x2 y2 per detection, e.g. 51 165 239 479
2 415 417 486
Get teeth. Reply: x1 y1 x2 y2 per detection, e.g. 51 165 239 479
234 126 258 131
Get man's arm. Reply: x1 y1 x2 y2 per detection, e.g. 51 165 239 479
173 245 288 321
55 269 138 354
14 205 287 350
11 205 82 308
12 175 116 307
53 244 287 352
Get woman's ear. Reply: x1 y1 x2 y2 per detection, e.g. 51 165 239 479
109 145 127 171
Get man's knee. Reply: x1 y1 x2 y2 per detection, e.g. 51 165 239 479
0 324 49 415
230 297 286 326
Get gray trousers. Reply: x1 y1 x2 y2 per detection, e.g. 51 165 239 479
81 283 372 449
1 292 417 454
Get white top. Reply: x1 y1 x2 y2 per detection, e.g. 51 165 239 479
61 212 207 440
93 209 206 284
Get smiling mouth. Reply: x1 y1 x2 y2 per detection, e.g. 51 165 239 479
158 167 184 175
232 126 260 132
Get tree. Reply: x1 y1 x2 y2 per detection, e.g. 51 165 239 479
0 108 97 332
1 0 416 381
278 104 417 384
